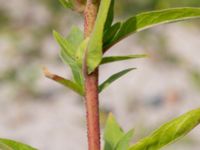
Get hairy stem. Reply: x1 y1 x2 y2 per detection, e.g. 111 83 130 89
84 0 100 150
85 69 100 150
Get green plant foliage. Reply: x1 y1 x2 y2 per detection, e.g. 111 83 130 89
104 114 134 150
75 38 89 67
53 31 74 57
59 0 73 9
104 0 115 30
60 50 84 86
105 7 200 49
115 129 134 150
53 77 84 95
104 114 125 150
103 22 121 49
43 68 84 95
66 26 84 51
104 108 200 150
101 54 147 65
99 68 135 93
0 142 13 150
59 0 86 12
0 139 37 150
53 30 84 87
87 0 112 73
129 107 200 150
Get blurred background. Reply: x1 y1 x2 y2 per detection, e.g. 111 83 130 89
0 0 200 149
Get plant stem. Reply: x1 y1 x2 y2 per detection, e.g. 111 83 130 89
85 69 100 150
84 1 100 150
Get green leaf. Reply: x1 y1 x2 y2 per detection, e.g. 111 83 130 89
53 30 75 58
129 107 200 150
103 22 121 49
101 54 147 65
52 76 84 95
0 142 13 150
60 0 85 12
66 26 86 67
66 26 84 52
104 0 115 30
75 38 89 67
99 68 135 93
0 138 37 150
60 50 84 87
53 30 84 87
59 0 73 9
106 7 200 49
104 114 125 150
54 27 84 57
87 0 112 73
115 129 134 150
43 68 84 96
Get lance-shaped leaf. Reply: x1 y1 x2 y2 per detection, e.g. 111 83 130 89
43 67 84 96
115 129 134 150
101 54 147 65
104 0 115 30
53 30 84 86
0 138 37 150
103 22 121 49
59 0 86 12
65 27 84 84
54 27 84 58
66 26 84 52
106 7 200 49
129 107 200 150
60 50 84 87
104 114 125 150
87 0 112 73
53 30 75 57
59 0 73 9
99 68 135 93
75 38 89 67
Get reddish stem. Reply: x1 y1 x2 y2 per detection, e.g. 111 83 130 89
85 69 100 150
84 1 100 150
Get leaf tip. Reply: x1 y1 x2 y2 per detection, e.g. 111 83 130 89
126 68 137 72
108 112 114 119
59 0 73 9
52 30 59 38
128 128 135 135
43 67 55 79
